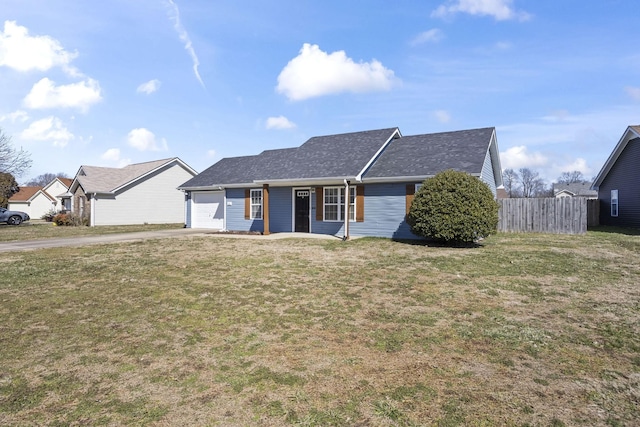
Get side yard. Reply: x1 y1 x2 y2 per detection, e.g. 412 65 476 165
0 231 638 426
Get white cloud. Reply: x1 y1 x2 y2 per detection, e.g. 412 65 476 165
500 145 548 170
0 110 29 123
127 128 168 151
0 20 79 75
137 79 161 94
432 0 531 21
206 149 216 158
276 43 397 101
101 148 121 161
410 29 444 46
23 78 102 112
625 86 640 101
20 116 73 147
434 110 451 123
550 157 592 179
266 116 296 130
166 0 205 88
101 148 131 167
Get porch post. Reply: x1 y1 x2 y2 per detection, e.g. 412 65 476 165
344 180 350 240
263 183 270 235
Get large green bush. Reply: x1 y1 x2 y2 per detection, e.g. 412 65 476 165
407 170 499 244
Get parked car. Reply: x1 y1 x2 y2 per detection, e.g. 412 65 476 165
0 207 30 225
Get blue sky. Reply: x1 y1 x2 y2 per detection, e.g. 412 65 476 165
1 0 638 184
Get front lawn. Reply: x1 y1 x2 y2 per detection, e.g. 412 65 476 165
0 222 184 242
0 231 638 426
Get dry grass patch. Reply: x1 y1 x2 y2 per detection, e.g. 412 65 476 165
0 222 183 242
0 230 638 426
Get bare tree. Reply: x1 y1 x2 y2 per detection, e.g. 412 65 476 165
519 167 548 198
556 170 589 185
502 168 521 197
26 172 70 187
0 128 32 178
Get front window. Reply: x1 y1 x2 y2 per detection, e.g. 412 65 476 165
250 189 262 219
611 190 618 217
324 187 355 221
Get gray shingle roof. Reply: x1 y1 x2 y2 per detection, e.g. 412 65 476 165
180 128 399 188
364 127 495 178
552 182 597 197
180 127 497 188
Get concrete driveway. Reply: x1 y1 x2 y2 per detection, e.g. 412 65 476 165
0 229 343 253
0 228 209 253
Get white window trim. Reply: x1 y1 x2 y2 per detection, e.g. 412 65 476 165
611 189 618 217
250 189 263 220
323 186 356 222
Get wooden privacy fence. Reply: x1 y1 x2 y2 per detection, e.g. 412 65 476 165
498 197 592 235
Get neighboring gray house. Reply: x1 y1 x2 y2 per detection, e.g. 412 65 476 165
552 182 597 199
69 158 197 226
592 126 640 228
179 127 503 239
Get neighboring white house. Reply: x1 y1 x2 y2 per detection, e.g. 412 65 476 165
68 158 197 226
8 187 56 218
44 178 74 211
552 182 598 199
8 177 73 219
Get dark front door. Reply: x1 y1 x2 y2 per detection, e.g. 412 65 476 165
294 190 310 232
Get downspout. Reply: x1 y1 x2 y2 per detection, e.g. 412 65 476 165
183 191 188 228
343 179 350 241
90 194 96 227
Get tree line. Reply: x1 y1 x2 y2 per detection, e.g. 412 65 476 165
502 168 592 198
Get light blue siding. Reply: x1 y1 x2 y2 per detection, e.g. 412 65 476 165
480 149 497 195
269 187 293 232
223 184 420 239
308 183 417 239
353 183 416 239
310 191 344 236
225 188 263 232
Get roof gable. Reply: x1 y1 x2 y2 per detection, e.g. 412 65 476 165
363 127 497 179
72 158 196 194
43 177 72 192
9 186 42 202
180 127 500 189
9 186 56 202
593 126 640 189
180 128 400 188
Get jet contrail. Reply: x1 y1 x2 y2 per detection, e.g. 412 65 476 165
166 0 205 88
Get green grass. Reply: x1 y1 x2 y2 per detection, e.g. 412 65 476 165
0 222 183 242
0 229 638 425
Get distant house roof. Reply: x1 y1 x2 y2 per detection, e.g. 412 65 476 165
592 125 640 189
8 186 55 202
496 187 509 199
180 127 502 189
552 182 598 197
72 158 197 194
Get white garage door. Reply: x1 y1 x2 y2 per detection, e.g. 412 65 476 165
192 191 224 229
